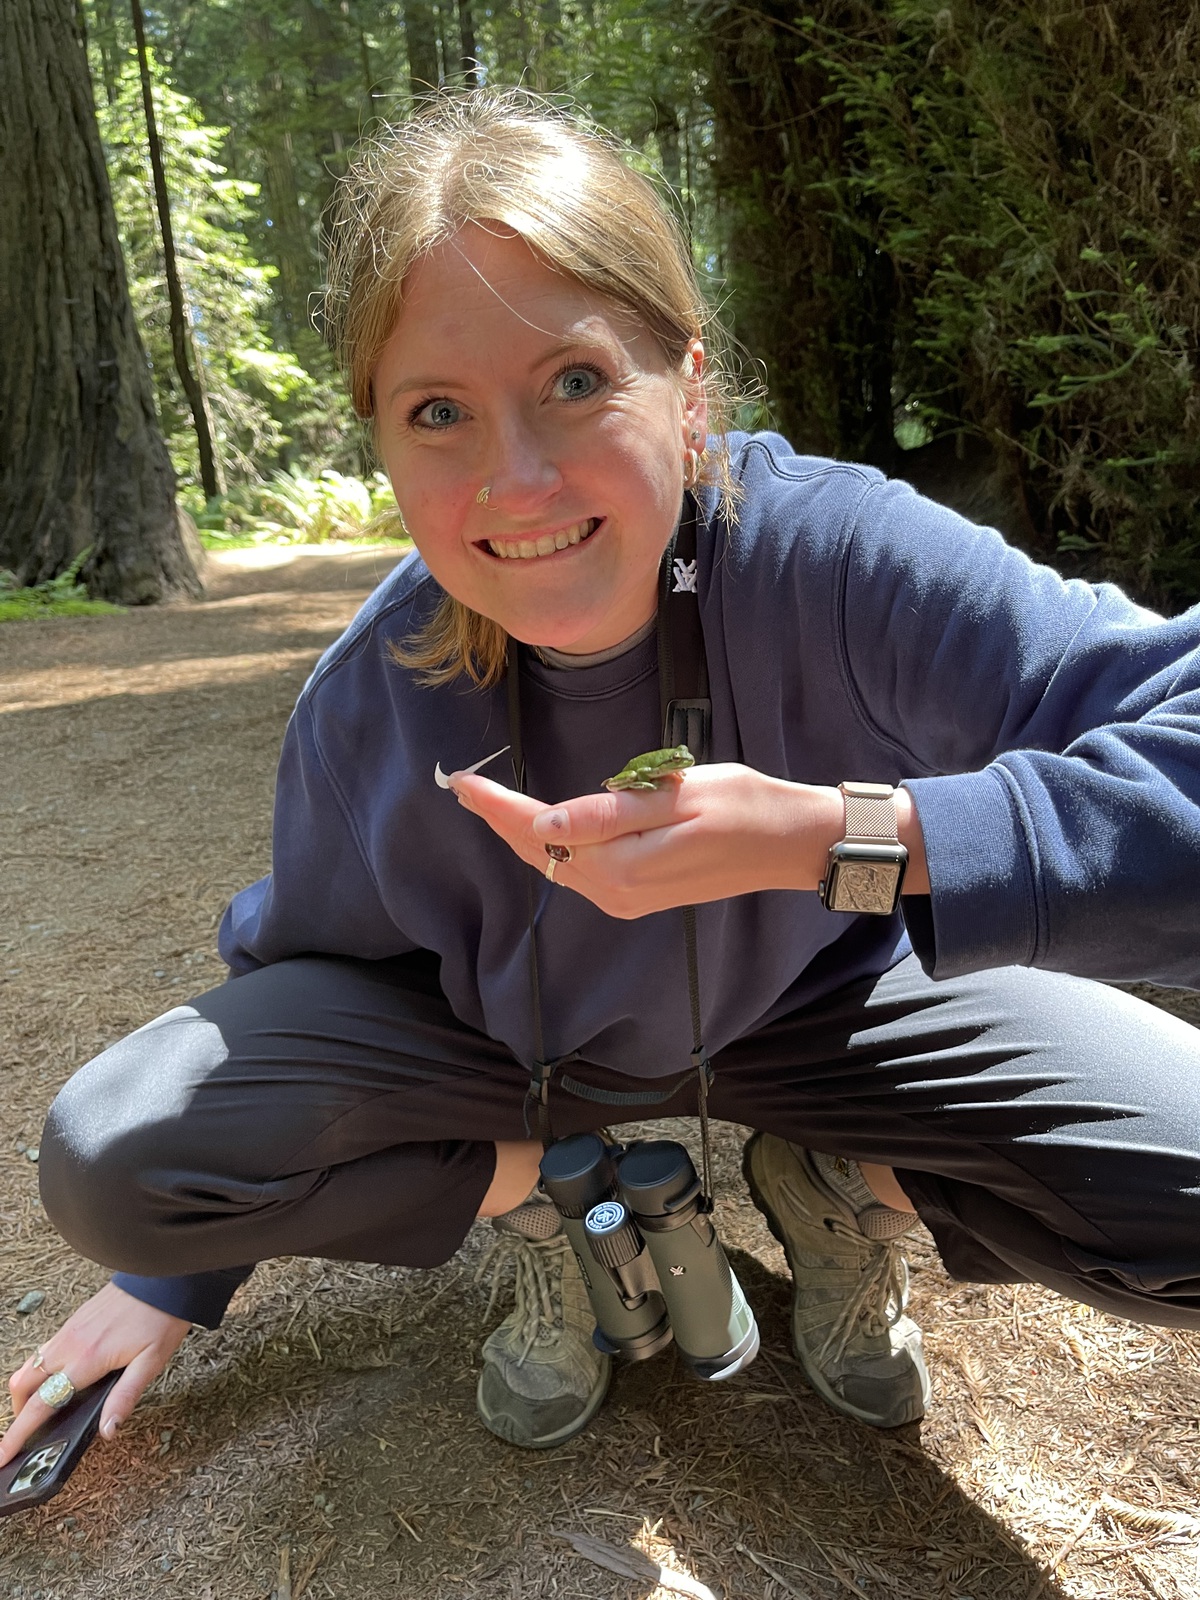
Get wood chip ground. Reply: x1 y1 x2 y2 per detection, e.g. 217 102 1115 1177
2 547 1197 1599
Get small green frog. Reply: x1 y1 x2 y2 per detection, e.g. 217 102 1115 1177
604 745 695 791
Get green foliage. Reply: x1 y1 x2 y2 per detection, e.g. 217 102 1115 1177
185 469 409 548
0 555 123 623
92 38 356 488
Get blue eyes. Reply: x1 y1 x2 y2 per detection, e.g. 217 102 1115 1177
409 364 606 430
553 365 602 401
415 398 462 429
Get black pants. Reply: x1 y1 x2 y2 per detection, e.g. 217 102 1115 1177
40 952 1200 1329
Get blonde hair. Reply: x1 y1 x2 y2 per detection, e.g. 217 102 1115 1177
324 89 742 688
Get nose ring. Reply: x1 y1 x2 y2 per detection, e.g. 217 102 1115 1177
476 485 491 505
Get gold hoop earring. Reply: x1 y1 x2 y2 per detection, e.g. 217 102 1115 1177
476 485 491 505
683 448 702 489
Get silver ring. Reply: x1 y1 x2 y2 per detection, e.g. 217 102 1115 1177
32 1349 46 1371
37 1370 76 1409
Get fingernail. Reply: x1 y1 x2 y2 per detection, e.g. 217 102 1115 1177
102 1418 121 1440
532 809 568 839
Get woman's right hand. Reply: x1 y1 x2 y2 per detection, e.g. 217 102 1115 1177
0 1282 190 1469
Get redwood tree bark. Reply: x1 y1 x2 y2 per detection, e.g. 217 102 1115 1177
0 0 202 602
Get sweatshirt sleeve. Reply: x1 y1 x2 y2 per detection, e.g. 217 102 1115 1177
218 693 416 975
841 479 1200 987
111 1265 255 1329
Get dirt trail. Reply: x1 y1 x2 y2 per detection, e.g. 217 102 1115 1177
1 549 1197 1599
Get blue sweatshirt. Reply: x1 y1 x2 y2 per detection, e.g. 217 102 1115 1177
114 433 1200 1324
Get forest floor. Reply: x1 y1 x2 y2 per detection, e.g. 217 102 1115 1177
1 545 1198 1600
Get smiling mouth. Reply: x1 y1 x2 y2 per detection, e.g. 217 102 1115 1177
482 518 601 560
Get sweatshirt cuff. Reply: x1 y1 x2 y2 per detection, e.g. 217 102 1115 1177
902 768 1038 977
111 1266 256 1329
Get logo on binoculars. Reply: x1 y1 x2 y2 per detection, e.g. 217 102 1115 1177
586 1200 627 1233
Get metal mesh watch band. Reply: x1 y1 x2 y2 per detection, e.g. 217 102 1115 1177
839 782 899 843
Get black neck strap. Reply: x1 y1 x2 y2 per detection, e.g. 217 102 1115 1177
506 495 715 1201
657 494 711 760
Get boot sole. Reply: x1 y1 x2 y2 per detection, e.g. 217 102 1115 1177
742 1135 928 1429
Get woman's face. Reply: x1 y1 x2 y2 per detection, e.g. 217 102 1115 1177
372 223 705 654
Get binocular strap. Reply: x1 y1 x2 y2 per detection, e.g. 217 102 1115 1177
506 497 715 1206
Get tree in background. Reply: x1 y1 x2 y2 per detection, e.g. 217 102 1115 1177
130 0 224 499
698 0 898 469
697 0 1200 607
0 0 201 603
96 49 351 487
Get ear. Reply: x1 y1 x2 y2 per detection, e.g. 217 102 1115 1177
679 338 708 453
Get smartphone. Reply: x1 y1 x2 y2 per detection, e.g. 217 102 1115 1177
0 1371 124 1517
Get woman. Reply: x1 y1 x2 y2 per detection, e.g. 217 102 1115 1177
5 91 1200 1465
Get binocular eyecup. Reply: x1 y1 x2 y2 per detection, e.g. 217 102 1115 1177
540 1133 759 1382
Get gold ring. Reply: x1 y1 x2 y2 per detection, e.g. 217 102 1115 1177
32 1350 46 1371
37 1371 76 1409
543 843 572 883
475 485 491 505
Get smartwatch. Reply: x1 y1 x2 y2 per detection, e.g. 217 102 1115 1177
818 782 908 916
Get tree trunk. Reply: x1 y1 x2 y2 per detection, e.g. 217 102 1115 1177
403 0 441 94
697 0 897 469
130 0 224 501
457 0 478 85
0 0 201 603
248 8 323 364
86 0 124 105
650 98 682 200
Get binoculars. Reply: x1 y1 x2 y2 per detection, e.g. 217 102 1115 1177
539 1133 759 1380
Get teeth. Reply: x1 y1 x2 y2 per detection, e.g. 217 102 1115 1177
487 519 595 560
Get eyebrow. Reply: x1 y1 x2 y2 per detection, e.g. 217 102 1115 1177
384 334 621 407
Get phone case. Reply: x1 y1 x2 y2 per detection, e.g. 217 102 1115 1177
0 1371 124 1517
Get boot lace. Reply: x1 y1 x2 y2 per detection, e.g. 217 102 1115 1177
477 1230 572 1366
813 1213 910 1368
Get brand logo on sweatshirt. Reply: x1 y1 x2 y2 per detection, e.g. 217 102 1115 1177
672 558 698 594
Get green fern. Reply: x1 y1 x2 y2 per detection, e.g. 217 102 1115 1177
0 551 123 623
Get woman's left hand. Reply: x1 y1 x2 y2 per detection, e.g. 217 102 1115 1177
449 763 844 918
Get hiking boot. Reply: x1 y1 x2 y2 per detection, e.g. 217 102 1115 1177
743 1133 929 1428
476 1197 611 1449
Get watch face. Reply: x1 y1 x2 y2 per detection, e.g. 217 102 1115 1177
829 859 901 916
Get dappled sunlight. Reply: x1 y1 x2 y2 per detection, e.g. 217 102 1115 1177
0 649 318 714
